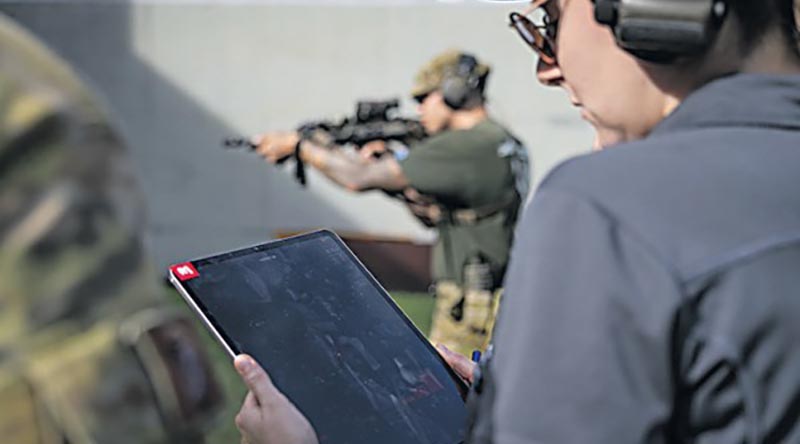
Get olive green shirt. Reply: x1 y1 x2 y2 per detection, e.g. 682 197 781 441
399 119 526 287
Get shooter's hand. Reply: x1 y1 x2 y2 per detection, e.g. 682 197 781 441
234 354 319 444
253 131 301 164
359 140 389 161
436 344 477 385
403 188 442 227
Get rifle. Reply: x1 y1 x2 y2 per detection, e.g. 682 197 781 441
223 99 427 186
297 99 427 148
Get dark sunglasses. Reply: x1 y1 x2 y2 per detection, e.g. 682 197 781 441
509 5 558 65
413 92 431 104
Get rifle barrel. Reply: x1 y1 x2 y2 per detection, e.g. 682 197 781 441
222 137 257 150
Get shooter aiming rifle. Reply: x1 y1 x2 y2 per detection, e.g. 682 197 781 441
223 99 427 186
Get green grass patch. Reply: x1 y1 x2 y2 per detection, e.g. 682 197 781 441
391 291 435 336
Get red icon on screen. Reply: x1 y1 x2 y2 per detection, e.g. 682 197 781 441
170 262 199 281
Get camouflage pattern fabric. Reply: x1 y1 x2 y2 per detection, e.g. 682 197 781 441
428 281 501 357
0 14 221 443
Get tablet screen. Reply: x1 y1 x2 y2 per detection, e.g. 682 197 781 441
171 231 467 444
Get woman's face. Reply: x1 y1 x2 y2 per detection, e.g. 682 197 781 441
536 0 671 148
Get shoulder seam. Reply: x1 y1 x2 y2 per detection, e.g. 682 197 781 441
684 233 800 284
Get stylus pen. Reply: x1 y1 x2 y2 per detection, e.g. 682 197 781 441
471 350 482 363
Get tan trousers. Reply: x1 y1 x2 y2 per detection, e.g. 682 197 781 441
428 281 502 357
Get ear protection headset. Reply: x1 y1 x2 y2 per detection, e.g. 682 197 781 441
441 54 484 110
593 0 729 62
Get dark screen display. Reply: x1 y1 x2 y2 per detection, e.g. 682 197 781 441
180 231 466 444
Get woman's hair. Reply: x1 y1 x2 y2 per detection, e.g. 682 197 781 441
728 0 799 55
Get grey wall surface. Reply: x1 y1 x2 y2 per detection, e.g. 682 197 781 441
1 1 593 270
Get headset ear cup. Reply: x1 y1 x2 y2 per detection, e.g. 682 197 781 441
442 54 481 110
595 0 725 62
442 76 469 110
594 0 618 26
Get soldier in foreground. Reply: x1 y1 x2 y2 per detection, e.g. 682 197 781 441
0 14 222 443
254 49 529 357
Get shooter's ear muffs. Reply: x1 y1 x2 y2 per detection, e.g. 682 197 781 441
441 54 484 110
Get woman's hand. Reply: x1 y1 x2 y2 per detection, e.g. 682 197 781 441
234 355 319 444
436 344 477 385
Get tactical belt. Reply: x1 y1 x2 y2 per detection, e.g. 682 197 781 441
439 193 517 226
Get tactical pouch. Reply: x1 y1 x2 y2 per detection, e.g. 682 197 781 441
463 289 493 336
429 281 497 356
120 309 224 438
429 281 467 353
14 308 223 444
23 321 170 443
462 255 495 341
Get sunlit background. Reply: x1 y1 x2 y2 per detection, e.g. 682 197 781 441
1 0 592 271
0 1 593 441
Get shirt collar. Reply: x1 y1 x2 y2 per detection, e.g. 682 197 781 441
651 73 800 136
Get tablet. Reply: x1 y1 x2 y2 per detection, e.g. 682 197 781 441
168 230 467 444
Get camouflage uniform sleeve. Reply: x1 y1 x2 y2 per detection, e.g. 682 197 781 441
0 15 222 444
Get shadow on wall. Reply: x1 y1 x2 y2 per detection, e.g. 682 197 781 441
0 2 356 269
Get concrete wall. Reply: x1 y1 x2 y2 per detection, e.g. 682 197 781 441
1 1 593 270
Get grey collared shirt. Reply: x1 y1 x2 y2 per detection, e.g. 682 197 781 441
469 74 800 443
